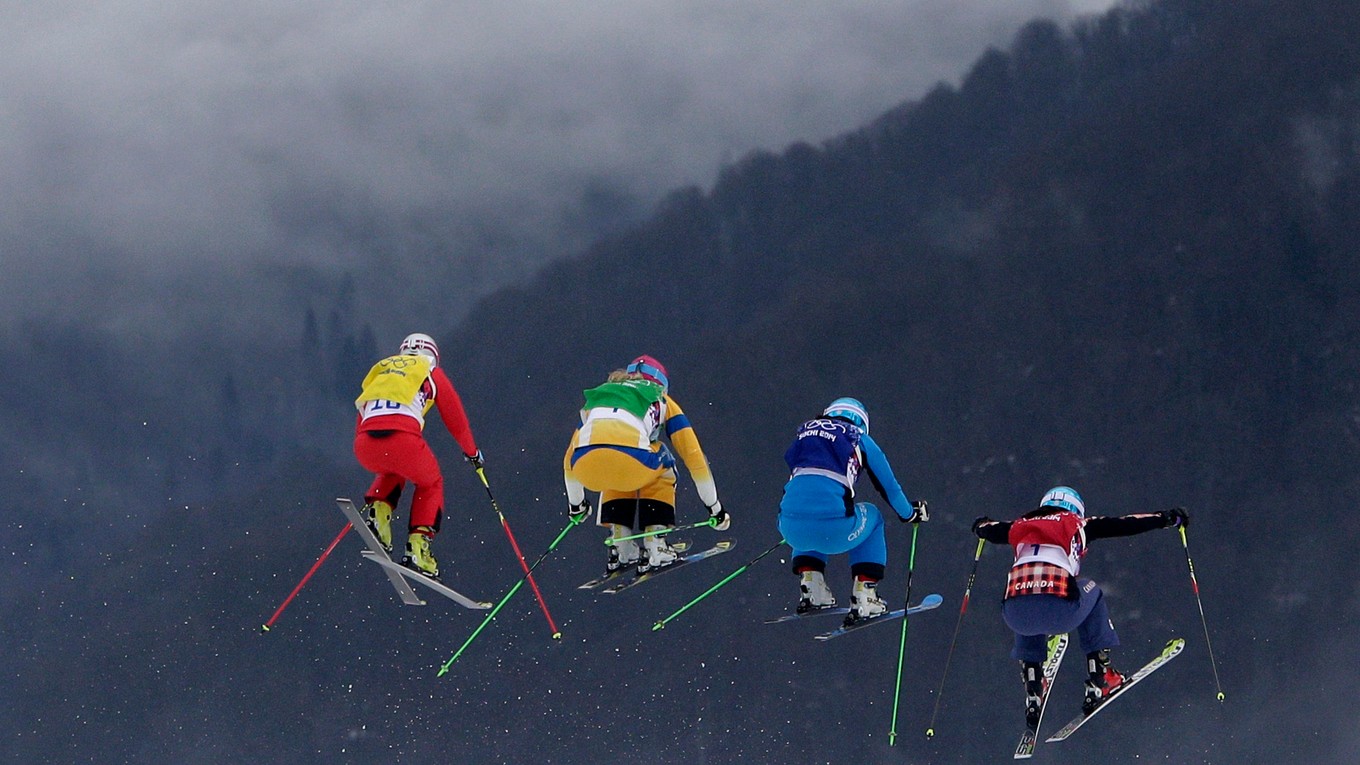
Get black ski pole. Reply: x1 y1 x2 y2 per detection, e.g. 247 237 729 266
1178 525 1225 701
652 537 786 631
925 537 986 738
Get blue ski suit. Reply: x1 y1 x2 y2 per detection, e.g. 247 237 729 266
777 418 916 580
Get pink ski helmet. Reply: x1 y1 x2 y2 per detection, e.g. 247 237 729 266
626 355 669 391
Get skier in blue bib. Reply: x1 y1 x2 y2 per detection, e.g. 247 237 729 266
778 398 928 624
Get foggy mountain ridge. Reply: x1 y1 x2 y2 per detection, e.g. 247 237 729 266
6 0 1360 763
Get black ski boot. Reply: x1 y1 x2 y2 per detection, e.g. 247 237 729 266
1022 660 1046 728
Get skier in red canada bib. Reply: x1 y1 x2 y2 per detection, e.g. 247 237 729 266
972 487 1188 724
352 333 483 579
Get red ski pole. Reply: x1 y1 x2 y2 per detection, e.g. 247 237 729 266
476 468 562 639
261 522 352 632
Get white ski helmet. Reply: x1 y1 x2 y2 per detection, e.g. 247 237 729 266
823 397 869 434
1039 486 1084 517
399 332 440 367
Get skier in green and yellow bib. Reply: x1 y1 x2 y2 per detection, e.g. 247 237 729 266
563 356 730 575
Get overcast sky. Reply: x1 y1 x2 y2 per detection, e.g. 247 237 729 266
0 0 1117 340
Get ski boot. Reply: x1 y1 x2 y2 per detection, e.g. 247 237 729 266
797 570 836 613
401 526 440 579
638 525 680 573
844 577 887 626
363 500 394 552
606 524 641 574
1082 650 1127 713
1021 660 1046 729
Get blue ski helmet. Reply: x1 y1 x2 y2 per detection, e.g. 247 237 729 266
823 397 869 433
1039 486 1085 517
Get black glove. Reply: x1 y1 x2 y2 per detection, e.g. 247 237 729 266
1163 507 1189 529
903 499 929 523
568 500 591 524
465 450 485 470
707 502 731 531
971 516 994 535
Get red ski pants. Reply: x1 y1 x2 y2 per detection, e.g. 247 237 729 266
354 430 444 533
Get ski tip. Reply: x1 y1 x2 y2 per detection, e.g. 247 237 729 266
922 593 944 607
476 602 493 609
716 540 734 550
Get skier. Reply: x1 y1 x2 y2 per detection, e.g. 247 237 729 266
563 355 730 574
353 332 483 579
971 487 1189 724
778 398 928 624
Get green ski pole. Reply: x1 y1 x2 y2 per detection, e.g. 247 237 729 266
604 517 717 545
652 538 786 631
437 516 582 676
888 522 922 745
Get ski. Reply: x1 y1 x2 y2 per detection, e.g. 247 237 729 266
811 593 944 641
1045 638 1186 743
578 541 691 590
1015 633 1069 759
336 497 424 606
764 605 849 624
601 540 735 594
359 551 492 610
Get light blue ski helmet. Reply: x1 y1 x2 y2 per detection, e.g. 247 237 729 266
1039 486 1085 517
823 397 869 433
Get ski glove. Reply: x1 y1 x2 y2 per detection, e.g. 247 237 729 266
707 502 731 531
465 450 485 470
1162 507 1190 529
903 499 929 523
971 516 994 536
568 500 592 524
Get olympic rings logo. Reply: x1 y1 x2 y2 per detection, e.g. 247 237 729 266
380 356 422 369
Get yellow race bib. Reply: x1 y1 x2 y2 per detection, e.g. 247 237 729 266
355 355 433 409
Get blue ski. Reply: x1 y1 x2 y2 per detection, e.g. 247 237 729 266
812 593 944 640
601 541 735 594
578 541 690 590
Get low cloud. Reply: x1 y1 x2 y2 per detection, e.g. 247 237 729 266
0 1 1115 339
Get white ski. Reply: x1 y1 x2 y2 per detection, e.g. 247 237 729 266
337 497 424 606
360 551 492 610
1045 638 1186 743
1015 633 1069 758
